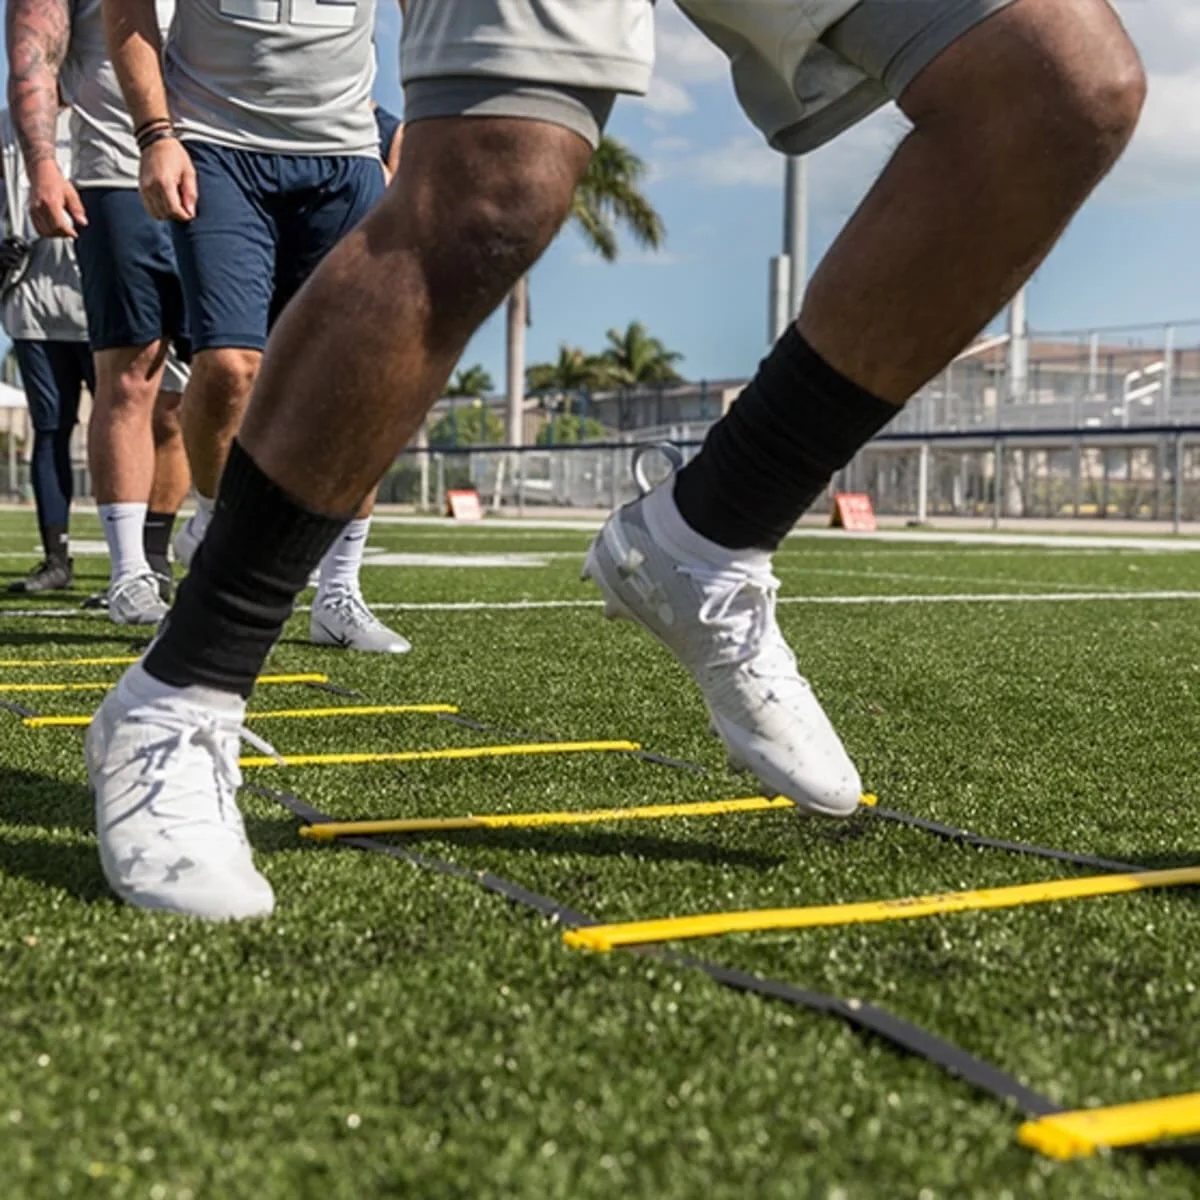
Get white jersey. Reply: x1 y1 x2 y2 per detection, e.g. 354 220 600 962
165 0 378 156
60 0 176 188
0 110 88 342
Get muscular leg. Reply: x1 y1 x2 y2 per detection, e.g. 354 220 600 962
89 343 167 584
674 0 1145 549
149 388 191 514
182 349 260 501
241 120 590 511
800 0 1145 403
140 118 588 692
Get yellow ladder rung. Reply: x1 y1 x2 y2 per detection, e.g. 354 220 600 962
1018 1092 1200 1159
563 866 1200 952
241 740 641 769
25 702 457 729
0 672 327 695
300 795 799 840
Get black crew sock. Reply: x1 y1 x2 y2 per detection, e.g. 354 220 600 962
40 524 69 564
673 327 898 551
144 441 351 697
143 509 177 579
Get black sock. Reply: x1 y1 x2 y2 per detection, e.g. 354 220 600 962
143 509 177 578
673 328 898 551
40 524 69 564
144 442 351 698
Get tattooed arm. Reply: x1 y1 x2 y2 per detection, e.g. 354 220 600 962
5 0 84 237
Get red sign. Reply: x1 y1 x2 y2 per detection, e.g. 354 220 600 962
446 489 483 522
830 492 877 532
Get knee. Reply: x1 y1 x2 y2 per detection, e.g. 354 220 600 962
908 2 1147 180
1051 33 1146 169
190 349 260 419
360 120 590 337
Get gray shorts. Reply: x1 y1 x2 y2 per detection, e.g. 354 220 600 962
403 0 1017 151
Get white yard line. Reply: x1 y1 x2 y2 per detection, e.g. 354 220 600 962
368 514 1200 552
6 589 1200 621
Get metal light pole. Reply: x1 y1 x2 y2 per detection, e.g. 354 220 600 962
1006 287 1028 403
783 156 808 320
768 156 809 343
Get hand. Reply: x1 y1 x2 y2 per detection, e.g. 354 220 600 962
138 137 197 221
28 160 86 238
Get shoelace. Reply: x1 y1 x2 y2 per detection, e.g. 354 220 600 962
113 572 164 607
676 563 800 679
320 588 386 631
126 704 283 832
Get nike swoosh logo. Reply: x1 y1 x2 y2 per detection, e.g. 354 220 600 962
316 621 352 648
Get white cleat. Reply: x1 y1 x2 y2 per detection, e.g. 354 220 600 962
310 587 411 655
172 512 204 570
108 572 169 626
582 483 862 817
85 665 276 920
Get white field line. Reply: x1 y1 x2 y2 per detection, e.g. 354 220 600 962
772 566 1126 593
7 590 1200 619
367 514 1200 553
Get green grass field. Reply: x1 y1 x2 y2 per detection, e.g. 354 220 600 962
0 509 1197 1198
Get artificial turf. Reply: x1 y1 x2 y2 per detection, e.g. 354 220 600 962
0 511 1197 1197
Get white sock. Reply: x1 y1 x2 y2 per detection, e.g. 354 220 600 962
121 660 246 717
317 517 370 596
642 481 772 573
99 502 151 583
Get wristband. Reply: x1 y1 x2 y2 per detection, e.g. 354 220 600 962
135 118 175 151
134 117 172 139
138 126 179 153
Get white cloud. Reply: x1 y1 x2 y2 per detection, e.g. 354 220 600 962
1106 1 1200 196
642 0 1200 204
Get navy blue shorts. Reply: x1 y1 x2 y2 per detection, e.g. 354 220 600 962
74 187 189 354
12 340 95 433
172 144 386 352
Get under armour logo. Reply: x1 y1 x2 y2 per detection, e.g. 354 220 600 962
162 858 195 883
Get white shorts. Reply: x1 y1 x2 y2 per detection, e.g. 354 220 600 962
402 0 1017 150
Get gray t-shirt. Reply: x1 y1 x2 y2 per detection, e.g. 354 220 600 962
60 0 176 187
166 0 378 156
0 111 89 342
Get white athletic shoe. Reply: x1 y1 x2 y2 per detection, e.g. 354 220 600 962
85 665 276 920
582 483 862 817
310 587 411 654
172 513 204 570
108 572 169 626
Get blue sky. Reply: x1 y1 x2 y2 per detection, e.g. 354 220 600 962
6 0 1199 383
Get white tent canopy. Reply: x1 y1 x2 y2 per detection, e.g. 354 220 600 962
0 381 25 409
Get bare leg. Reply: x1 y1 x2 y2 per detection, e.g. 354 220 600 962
148 388 191 514
240 118 592 512
182 349 260 499
88 344 166 505
799 0 1145 405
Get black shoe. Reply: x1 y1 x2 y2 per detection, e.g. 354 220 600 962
80 589 109 611
8 557 73 594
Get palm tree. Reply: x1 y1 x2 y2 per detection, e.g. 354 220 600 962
601 321 683 386
444 364 495 398
437 364 496 448
505 137 665 446
601 321 683 429
526 344 612 396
